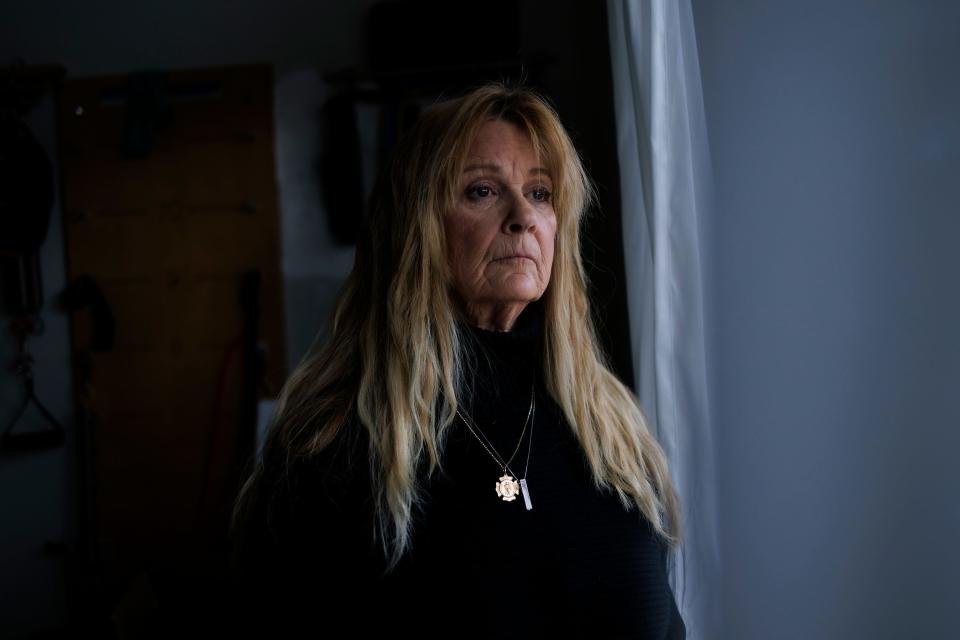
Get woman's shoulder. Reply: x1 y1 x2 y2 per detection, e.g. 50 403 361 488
234 420 373 554
274 419 374 517
227 421 384 634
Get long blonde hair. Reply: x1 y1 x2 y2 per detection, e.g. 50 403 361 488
231 83 681 572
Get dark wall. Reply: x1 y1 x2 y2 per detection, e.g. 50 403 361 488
1 2 633 636
521 0 634 386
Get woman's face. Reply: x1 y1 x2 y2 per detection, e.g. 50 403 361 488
445 119 557 331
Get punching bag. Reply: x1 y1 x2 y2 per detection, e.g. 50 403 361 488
0 114 54 314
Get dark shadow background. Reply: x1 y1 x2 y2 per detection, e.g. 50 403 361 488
0 2 634 637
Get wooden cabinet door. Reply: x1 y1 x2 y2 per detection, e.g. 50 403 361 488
57 64 287 592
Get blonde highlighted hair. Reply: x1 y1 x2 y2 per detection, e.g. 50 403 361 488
231 83 681 571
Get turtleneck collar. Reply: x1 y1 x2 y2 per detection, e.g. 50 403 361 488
460 298 544 352
456 299 545 421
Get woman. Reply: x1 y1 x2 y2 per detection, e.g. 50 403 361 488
229 84 685 639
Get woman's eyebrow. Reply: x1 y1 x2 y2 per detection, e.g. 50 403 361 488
463 163 502 174
462 163 551 177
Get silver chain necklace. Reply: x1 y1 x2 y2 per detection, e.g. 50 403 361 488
455 382 536 511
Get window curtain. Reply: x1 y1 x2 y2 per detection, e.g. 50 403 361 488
607 1 720 637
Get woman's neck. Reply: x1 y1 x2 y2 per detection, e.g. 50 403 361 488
458 299 534 332
457 300 544 419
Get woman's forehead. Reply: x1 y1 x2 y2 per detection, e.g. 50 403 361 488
460 120 554 179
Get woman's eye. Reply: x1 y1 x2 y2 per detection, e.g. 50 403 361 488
531 187 552 202
466 184 495 200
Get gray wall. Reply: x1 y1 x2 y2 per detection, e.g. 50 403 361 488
692 1 960 638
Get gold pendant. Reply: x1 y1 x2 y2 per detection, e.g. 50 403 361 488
496 474 520 502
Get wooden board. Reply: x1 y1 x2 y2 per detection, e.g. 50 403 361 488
56 64 287 591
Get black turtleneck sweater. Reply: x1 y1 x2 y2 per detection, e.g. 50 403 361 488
230 301 685 639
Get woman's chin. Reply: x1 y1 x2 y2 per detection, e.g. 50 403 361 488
490 282 542 304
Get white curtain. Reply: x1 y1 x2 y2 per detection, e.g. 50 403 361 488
607 1 720 637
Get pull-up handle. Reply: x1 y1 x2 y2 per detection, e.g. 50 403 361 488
2 325 65 452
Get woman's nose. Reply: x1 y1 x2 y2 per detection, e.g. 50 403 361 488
502 189 537 234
